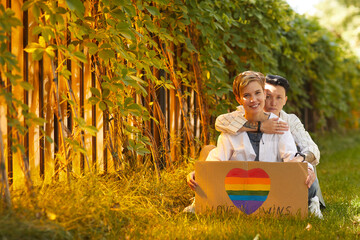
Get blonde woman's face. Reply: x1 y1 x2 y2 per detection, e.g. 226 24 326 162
237 81 265 116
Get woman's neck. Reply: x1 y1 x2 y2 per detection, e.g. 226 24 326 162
245 111 268 122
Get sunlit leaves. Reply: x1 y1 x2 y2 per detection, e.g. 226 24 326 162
65 138 87 154
24 36 55 60
0 5 22 32
127 139 151 156
98 49 115 62
90 88 101 98
145 6 161 16
66 0 85 15
19 81 34 91
74 117 98 137
116 22 135 40
184 38 198 53
85 42 98 55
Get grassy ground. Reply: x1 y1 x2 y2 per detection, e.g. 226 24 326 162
0 131 359 239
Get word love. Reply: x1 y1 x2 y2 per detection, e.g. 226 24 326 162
224 168 271 215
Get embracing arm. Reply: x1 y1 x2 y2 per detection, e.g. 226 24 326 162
215 109 288 134
215 110 248 134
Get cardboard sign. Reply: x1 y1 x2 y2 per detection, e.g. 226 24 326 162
195 161 308 218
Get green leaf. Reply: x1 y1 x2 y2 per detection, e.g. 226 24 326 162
99 101 107 111
45 46 56 58
74 51 87 63
127 103 143 116
129 75 147 85
144 20 158 33
112 0 129 5
32 48 44 61
104 100 114 108
59 68 72 79
21 1 33 11
33 5 40 20
19 81 34 91
74 117 86 127
124 5 136 17
66 0 85 15
146 6 160 16
128 139 135 150
110 9 126 20
185 38 198 53
102 89 110 99
84 125 98 136
90 87 101 97
86 42 98 48
100 43 112 49
32 117 47 125
45 135 53 144
88 46 98 55
98 49 115 61
136 147 151 155
88 96 100 105
24 43 43 53
86 42 98 55
39 36 46 47
116 22 135 40
124 97 134 107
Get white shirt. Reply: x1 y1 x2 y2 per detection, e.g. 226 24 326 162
207 113 297 163
215 107 320 165
279 110 320 165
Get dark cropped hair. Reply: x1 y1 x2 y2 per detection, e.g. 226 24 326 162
265 74 290 94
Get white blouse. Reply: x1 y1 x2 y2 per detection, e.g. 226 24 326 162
207 113 297 163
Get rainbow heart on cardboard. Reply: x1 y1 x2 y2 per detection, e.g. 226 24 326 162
225 168 271 215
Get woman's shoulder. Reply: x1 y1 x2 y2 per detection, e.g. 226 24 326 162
280 110 301 123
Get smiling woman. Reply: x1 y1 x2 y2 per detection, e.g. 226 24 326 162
233 72 267 122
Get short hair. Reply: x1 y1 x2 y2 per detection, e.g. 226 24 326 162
265 74 290 94
233 71 265 98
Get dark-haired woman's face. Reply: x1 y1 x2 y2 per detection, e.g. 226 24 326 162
264 84 287 117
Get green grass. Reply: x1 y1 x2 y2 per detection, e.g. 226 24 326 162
1 131 360 239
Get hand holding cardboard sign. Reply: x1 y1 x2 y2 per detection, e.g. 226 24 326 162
187 171 197 190
306 168 316 188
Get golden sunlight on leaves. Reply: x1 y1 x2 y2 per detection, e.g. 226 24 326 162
305 223 312 231
206 71 210 79
46 211 57 221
